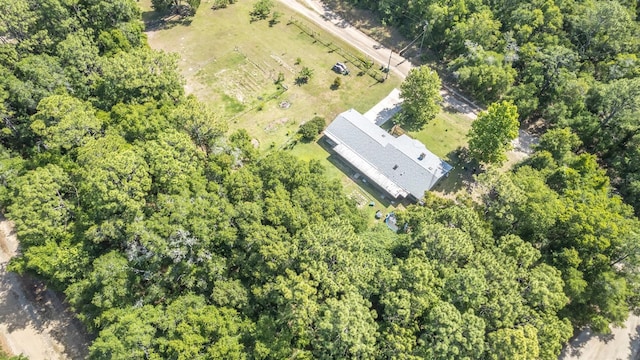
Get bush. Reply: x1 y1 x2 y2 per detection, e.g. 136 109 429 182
212 0 231 8
250 0 273 21
331 76 342 90
296 66 313 85
298 116 326 141
269 11 282 26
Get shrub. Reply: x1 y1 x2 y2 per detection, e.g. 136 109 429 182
250 0 273 21
298 116 326 141
269 11 282 26
331 76 342 90
296 66 313 85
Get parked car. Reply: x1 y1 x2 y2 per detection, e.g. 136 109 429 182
332 62 350 75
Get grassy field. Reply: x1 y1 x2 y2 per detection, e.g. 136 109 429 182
408 111 472 160
140 0 473 212
140 0 400 152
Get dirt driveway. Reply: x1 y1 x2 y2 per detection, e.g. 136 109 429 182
560 315 640 360
0 216 90 359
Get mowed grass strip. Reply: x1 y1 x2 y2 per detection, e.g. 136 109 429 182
140 0 400 151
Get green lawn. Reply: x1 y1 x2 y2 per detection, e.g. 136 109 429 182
140 0 400 151
408 111 472 160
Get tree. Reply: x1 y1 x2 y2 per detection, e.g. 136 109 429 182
450 46 517 104
448 9 502 56
158 295 249 359
55 31 101 98
250 0 273 21
313 293 378 359
143 129 205 195
298 116 325 141
7 164 75 246
534 128 582 163
467 101 519 165
152 0 201 15
486 325 540 360
569 0 639 63
414 302 486 360
76 135 151 243
64 251 132 324
89 305 162 359
296 66 313 85
151 0 174 12
169 97 227 152
397 65 442 131
30 94 102 152
95 48 184 110
586 77 640 153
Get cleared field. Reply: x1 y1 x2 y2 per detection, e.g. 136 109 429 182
140 0 473 204
140 0 400 151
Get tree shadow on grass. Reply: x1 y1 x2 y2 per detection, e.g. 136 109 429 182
142 11 194 32
430 147 481 196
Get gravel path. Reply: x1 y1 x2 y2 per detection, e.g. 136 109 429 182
0 216 90 359
363 88 401 125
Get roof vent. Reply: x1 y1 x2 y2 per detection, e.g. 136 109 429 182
393 164 398 170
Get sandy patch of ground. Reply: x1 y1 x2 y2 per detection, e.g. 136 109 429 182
0 215 90 359
560 314 640 360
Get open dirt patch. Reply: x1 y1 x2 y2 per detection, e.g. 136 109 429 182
0 215 91 359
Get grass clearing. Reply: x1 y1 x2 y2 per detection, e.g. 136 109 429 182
140 0 474 206
140 0 400 151
408 111 472 160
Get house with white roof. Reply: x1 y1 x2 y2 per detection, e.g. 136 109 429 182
324 109 452 201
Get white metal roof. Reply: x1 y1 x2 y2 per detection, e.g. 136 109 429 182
324 109 452 199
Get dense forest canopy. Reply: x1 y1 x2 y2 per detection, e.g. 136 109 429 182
0 0 639 359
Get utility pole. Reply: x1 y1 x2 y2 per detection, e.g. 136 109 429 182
419 21 429 55
385 49 393 80
385 23 429 80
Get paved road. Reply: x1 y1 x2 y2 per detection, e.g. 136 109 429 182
277 0 480 119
